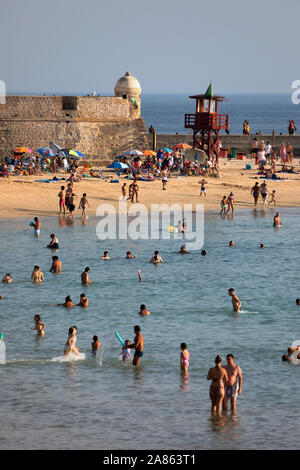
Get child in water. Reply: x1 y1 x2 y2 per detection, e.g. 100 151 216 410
122 340 132 362
180 343 190 378
91 335 101 353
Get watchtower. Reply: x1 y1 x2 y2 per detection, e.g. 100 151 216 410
184 83 229 161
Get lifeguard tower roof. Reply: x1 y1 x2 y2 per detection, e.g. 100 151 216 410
189 94 227 102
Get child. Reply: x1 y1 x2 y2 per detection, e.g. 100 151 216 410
180 343 190 378
31 315 46 337
268 190 276 206
121 183 127 200
122 340 132 362
220 196 227 215
91 335 101 353
78 193 90 218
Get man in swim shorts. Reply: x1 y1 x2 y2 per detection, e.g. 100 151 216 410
223 354 242 412
81 267 92 285
49 256 62 273
125 325 144 366
33 217 40 236
228 288 241 312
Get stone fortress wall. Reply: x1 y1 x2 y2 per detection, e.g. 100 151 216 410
0 72 148 161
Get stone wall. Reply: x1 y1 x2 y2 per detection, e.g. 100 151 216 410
0 95 145 160
153 134 300 156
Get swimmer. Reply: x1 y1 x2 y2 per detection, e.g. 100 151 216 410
47 234 59 250
273 212 282 227
49 256 62 273
122 340 132 362
179 245 190 254
260 243 264 249
180 343 190 378
31 314 46 337
91 335 101 353
296 299 300 305
223 354 242 412
201 250 207 256
228 288 241 312
138 304 151 316
150 250 163 264
101 251 110 260
2 274 12 284
58 295 74 308
81 267 92 285
229 240 235 247
64 326 80 356
124 325 144 366
126 251 136 259
76 293 88 307
31 266 44 283
207 355 228 414
33 217 40 236
79 193 90 218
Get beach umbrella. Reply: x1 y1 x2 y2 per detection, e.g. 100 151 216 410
36 147 57 157
143 150 156 156
172 143 192 150
159 147 172 153
13 147 33 154
50 142 66 156
107 162 128 169
62 149 84 158
124 149 143 156
184 148 207 164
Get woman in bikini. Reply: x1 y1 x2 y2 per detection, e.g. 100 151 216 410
226 192 235 215
64 327 80 357
207 355 228 414
31 315 46 337
251 182 260 207
180 343 190 378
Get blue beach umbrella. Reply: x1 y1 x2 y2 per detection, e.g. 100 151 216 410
107 162 128 169
36 147 57 157
62 149 84 158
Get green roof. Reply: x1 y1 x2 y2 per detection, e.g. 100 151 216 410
204 82 213 98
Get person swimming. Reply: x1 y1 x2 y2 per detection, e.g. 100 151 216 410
2 274 12 284
58 295 74 308
138 304 151 316
76 293 88 307
150 251 163 264
126 251 136 259
101 251 110 260
179 245 189 254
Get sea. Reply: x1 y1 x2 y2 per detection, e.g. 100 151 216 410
141 93 300 136
1 209 300 450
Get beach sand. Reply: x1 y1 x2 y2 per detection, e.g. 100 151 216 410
1 159 300 218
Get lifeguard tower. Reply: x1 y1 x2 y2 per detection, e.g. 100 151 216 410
184 83 229 161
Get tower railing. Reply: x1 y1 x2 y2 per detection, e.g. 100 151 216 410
185 113 228 130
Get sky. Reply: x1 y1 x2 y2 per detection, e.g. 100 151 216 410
1 0 300 95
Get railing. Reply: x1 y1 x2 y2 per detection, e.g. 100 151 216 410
185 113 228 130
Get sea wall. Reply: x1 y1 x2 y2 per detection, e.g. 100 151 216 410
153 134 300 156
0 95 145 160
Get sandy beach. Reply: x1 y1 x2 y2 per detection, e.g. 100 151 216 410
1 158 300 219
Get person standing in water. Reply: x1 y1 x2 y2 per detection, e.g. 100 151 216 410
228 288 241 312
273 212 282 227
81 267 92 285
33 217 40 237
223 354 242 412
31 315 46 337
31 266 44 283
64 326 80 356
125 325 144 366
226 192 235 215
180 343 190 378
138 304 151 316
79 193 90 218
49 256 62 273
150 251 163 264
207 355 228 414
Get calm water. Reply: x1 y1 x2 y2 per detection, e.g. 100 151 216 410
142 93 300 135
0 209 300 450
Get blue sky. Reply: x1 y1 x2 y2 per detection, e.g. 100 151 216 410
1 0 299 95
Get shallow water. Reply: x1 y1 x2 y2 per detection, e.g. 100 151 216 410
0 209 300 449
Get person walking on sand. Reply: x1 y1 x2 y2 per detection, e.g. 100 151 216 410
228 288 241 312
79 193 90 218
251 182 260 207
223 354 242 413
199 179 208 197
207 355 228 414
68 193 77 217
280 142 287 164
121 183 127 200
260 182 268 208
220 196 227 215
268 190 276 206
124 325 144 366
131 179 139 202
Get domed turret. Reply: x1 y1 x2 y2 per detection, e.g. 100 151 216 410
114 72 141 99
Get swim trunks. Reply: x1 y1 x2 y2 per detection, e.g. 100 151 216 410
134 350 143 358
225 383 239 398
34 229 40 236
